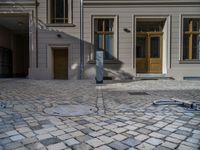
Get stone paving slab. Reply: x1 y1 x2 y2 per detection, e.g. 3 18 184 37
0 79 200 150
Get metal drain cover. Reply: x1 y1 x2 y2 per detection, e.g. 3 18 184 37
44 105 97 116
128 92 149 95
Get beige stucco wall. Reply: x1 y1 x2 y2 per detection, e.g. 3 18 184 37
29 0 82 80
83 3 200 80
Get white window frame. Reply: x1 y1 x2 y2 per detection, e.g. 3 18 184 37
181 15 200 62
48 0 72 25
91 15 118 62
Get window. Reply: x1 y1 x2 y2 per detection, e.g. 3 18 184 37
94 18 116 60
49 0 72 24
183 18 200 60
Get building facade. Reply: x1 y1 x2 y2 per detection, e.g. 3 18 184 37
0 0 200 80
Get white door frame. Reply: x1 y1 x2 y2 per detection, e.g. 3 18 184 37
47 44 72 79
133 15 171 76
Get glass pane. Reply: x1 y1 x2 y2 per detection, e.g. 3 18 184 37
183 18 190 32
97 19 103 31
54 19 64 23
105 19 114 32
65 0 68 23
150 37 160 58
136 37 146 58
51 0 55 22
97 34 103 51
137 21 164 32
56 0 64 18
192 34 200 59
183 34 189 60
105 34 114 59
193 19 200 32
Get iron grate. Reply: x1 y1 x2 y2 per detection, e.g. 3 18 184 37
128 92 149 95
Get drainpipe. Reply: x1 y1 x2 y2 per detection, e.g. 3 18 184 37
35 0 39 68
80 0 84 79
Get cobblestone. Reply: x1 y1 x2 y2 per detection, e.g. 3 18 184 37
4 142 23 150
165 136 182 144
136 142 155 150
149 132 166 138
122 138 141 147
111 134 127 141
47 142 67 150
162 141 178 149
6 130 19 136
64 138 79 146
0 79 200 149
135 134 149 141
146 137 164 146
94 145 113 150
186 137 199 144
177 144 195 150
10 135 25 141
170 133 187 140
72 143 92 150
109 141 129 150
97 135 114 144
37 133 52 140
86 138 104 147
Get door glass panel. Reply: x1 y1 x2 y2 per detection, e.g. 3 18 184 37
136 37 146 58
150 37 160 58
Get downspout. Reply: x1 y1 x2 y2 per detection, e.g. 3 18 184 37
80 0 84 79
35 0 39 68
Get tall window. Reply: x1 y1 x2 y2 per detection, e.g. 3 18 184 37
183 18 200 60
49 0 70 24
94 18 115 60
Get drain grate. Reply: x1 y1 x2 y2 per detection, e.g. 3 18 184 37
128 92 149 95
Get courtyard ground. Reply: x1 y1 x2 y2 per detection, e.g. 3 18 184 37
0 79 200 150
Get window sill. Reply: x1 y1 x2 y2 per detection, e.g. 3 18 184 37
46 24 76 27
88 60 121 64
179 60 200 64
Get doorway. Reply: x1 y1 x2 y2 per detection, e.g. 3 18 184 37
136 33 162 73
0 14 29 78
53 48 68 80
136 19 165 74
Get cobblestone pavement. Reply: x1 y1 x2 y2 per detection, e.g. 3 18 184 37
0 79 200 150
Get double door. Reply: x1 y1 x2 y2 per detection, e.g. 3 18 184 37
136 32 163 73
